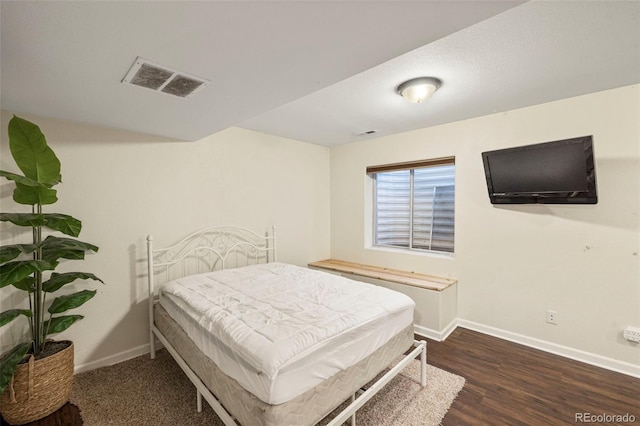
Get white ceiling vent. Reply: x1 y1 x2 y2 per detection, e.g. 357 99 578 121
122 57 209 99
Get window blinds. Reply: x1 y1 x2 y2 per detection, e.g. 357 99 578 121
369 158 455 253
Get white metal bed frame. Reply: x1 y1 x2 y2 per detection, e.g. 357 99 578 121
147 225 427 426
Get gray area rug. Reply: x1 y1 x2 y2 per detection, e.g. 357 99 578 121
71 349 465 425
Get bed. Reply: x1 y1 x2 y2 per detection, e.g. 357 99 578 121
147 226 427 425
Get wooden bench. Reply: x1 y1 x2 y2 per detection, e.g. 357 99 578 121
308 259 458 340
308 259 456 291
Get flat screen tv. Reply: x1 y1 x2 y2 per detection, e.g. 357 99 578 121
481 136 597 204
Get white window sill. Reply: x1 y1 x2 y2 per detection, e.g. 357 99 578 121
366 244 455 260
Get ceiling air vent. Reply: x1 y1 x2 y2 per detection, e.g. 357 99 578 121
354 130 377 137
122 57 209 99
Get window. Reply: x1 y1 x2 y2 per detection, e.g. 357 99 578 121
368 158 455 254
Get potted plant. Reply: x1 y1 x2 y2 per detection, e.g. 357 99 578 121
0 115 102 425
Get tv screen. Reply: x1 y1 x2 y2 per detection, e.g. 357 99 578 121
482 136 597 204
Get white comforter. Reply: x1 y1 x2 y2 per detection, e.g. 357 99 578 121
159 262 414 404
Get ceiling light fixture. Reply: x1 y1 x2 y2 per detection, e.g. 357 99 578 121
396 77 442 103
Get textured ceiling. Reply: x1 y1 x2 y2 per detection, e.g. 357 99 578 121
240 1 640 146
1 1 638 146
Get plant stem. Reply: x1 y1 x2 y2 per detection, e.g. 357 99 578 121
33 204 43 355
28 291 35 353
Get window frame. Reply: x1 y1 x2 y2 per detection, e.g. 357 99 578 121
367 157 455 255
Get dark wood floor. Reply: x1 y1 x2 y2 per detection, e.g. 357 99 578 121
0 403 81 426
3 328 638 425
426 328 640 426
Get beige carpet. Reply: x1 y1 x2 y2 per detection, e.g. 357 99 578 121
71 349 464 426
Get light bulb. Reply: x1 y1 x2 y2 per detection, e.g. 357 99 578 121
401 83 436 103
396 77 442 103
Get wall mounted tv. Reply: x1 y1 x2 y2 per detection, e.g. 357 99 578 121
481 136 597 204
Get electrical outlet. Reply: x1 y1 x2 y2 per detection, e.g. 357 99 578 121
623 326 640 343
546 310 558 325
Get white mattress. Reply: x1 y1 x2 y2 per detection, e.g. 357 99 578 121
158 262 414 405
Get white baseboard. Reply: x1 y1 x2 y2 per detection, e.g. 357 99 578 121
74 343 151 374
414 319 457 342
456 319 640 379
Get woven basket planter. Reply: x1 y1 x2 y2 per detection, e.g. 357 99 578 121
0 341 74 425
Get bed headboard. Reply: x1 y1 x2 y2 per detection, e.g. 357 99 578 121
147 225 276 297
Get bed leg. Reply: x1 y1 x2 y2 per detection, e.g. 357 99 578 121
351 394 356 425
150 331 156 359
420 340 427 387
197 390 203 413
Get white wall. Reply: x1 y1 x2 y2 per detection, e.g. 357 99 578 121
2 86 638 374
330 85 640 367
0 111 331 370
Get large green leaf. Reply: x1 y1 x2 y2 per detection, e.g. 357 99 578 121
8 115 61 186
48 290 96 314
44 314 83 335
0 260 58 288
0 309 32 327
43 272 103 293
0 342 31 395
0 243 37 263
0 212 45 228
43 214 82 237
0 171 48 187
0 172 58 206
41 236 97 261
12 181 58 206
12 276 36 292
0 213 83 236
